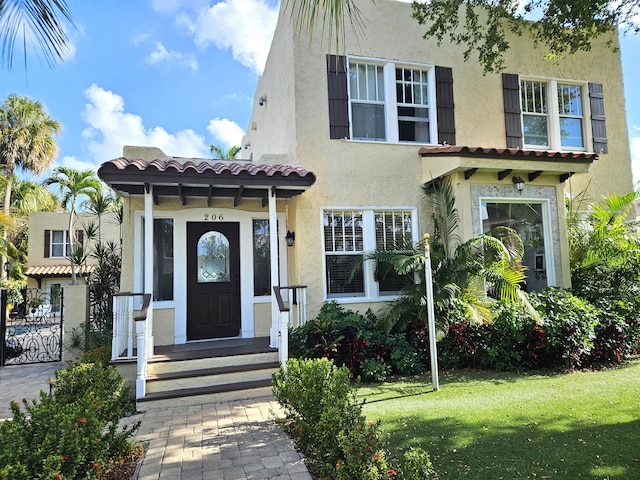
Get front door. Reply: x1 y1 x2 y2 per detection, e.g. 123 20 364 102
187 222 241 340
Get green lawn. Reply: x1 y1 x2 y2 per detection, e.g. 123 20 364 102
360 360 640 479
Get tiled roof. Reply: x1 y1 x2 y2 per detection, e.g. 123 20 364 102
418 146 598 162
25 265 95 278
100 157 316 182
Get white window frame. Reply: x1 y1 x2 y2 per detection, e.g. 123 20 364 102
321 207 419 302
520 77 589 152
479 197 556 288
347 56 437 145
50 230 69 258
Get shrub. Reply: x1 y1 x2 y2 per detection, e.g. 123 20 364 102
437 321 487 369
402 447 435 480
273 358 410 479
387 334 424 376
530 288 598 370
0 363 139 479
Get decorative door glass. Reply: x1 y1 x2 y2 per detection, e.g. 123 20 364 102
197 232 230 283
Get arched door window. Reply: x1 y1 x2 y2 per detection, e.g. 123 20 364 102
197 231 230 283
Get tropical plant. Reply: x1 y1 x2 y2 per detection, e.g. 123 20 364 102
0 0 76 69
44 167 101 284
567 190 640 302
369 177 528 334
209 144 241 159
0 94 61 279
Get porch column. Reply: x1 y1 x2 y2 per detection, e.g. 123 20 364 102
268 186 280 348
144 183 154 357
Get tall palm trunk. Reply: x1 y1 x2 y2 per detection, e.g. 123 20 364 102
1 175 13 281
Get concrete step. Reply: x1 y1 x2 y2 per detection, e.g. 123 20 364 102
136 379 274 410
145 361 280 394
147 351 279 375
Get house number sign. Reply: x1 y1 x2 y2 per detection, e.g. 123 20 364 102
203 213 224 221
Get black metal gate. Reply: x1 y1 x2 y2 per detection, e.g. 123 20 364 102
1 288 63 366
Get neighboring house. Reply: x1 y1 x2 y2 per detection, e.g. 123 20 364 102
25 211 121 312
98 0 632 350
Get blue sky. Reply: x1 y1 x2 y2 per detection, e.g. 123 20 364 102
3 0 640 185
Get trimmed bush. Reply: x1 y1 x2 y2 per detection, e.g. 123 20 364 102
0 363 139 479
272 358 431 479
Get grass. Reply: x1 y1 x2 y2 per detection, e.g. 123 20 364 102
359 359 640 479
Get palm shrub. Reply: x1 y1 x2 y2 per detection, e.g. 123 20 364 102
369 177 528 336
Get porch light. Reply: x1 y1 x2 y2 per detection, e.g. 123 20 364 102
285 230 295 247
512 176 525 194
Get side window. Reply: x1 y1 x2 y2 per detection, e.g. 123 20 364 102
153 219 174 301
396 67 430 142
557 83 584 148
253 219 271 296
375 211 414 295
521 80 549 147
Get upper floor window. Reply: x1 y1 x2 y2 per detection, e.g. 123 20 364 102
44 229 83 258
520 79 585 150
322 208 416 299
347 59 436 144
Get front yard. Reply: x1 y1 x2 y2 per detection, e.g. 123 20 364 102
360 359 640 479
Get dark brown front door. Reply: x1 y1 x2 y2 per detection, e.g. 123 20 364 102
187 222 241 340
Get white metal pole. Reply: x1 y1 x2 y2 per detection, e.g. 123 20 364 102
424 233 439 391
268 187 280 348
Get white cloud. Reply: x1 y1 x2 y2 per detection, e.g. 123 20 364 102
146 41 199 71
58 155 97 173
81 84 208 163
179 0 278 74
207 118 244 149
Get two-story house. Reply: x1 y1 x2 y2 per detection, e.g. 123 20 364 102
98 0 632 351
25 211 121 313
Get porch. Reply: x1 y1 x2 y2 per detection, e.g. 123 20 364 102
111 286 306 409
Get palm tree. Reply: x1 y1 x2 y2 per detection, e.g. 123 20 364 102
0 0 76 68
45 167 101 284
82 185 115 243
210 144 241 160
366 177 528 333
0 94 61 279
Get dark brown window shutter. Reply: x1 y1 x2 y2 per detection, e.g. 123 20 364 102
327 54 349 139
435 66 456 145
588 83 608 154
502 73 523 149
44 230 50 258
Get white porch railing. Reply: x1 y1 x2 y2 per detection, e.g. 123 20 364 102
272 285 307 368
111 292 153 399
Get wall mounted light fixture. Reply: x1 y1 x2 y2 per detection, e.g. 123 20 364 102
258 95 266 106
512 176 525 193
285 230 295 247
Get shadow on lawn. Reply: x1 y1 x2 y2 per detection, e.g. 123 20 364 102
383 413 640 478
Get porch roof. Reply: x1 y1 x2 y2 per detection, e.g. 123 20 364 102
24 264 94 278
419 145 597 183
97 156 316 205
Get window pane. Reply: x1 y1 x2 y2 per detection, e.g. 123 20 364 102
523 115 549 146
253 219 271 296
197 231 230 283
154 219 174 301
326 255 364 297
374 211 414 294
398 106 430 142
557 84 582 116
352 103 386 141
52 244 64 257
482 202 547 292
521 80 547 114
559 117 584 148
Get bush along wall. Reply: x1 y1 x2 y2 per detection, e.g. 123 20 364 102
289 292 640 380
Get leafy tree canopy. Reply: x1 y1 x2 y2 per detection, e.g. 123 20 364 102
288 0 639 73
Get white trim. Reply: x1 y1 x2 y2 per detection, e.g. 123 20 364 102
346 56 438 146
133 206 288 345
320 206 419 303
